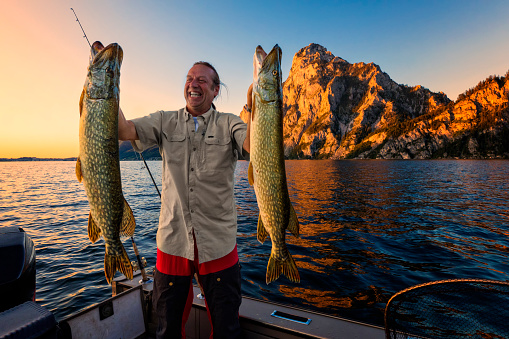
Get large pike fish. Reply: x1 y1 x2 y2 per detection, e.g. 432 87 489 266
76 41 135 284
248 45 300 284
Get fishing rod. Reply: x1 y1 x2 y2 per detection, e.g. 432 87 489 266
70 8 91 48
71 8 156 284
134 155 207 297
140 153 161 198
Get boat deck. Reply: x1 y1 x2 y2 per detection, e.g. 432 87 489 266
111 270 386 339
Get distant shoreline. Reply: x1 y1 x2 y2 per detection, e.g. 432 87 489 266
0 157 163 162
2 157 508 162
0 157 78 162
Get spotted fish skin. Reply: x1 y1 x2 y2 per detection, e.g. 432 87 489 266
248 45 300 284
76 42 135 284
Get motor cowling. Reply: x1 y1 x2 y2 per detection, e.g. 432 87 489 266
0 227 36 312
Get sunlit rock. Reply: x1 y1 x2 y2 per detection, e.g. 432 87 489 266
240 43 509 159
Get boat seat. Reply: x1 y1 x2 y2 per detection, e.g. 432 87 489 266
384 278 509 338
0 301 58 339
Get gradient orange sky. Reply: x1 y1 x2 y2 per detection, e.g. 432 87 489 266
2 1 509 158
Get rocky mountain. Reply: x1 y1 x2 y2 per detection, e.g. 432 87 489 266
241 43 509 159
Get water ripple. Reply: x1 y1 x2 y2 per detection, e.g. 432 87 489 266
1 160 509 326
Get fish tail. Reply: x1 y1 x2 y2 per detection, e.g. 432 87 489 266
266 251 300 284
104 243 133 284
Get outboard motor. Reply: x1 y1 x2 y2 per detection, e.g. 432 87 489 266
0 227 60 339
0 227 36 312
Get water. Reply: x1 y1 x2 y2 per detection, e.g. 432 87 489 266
1 160 509 327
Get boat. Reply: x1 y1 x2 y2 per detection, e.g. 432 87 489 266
0 227 386 338
4 228 509 338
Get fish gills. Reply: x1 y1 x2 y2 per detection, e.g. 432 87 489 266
249 44 300 284
76 42 135 284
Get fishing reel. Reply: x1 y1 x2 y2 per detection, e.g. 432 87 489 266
131 257 147 272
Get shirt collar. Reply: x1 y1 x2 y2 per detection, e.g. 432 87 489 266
184 106 214 125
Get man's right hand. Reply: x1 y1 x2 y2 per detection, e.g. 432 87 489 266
118 107 139 141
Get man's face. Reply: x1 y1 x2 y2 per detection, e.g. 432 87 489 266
184 64 219 116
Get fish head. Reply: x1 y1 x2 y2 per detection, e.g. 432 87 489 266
253 44 282 104
84 41 123 100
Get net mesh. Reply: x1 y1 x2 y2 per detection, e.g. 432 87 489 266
384 279 509 339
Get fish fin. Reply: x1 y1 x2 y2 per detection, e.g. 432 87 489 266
287 204 299 238
104 244 133 284
257 215 268 243
248 162 254 185
88 212 101 243
266 252 300 285
76 157 82 182
120 198 136 237
79 89 84 117
251 101 255 120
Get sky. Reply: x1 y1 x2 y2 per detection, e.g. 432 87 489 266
2 0 509 158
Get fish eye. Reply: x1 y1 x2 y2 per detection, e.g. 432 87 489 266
272 70 278 76
106 68 114 78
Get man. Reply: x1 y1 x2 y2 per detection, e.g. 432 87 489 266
119 61 252 338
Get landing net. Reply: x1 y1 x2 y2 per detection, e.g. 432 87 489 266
384 279 509 339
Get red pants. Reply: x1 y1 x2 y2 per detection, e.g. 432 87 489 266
153 246 242 339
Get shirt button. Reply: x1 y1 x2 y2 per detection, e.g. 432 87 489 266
190 188 193 192
191 209 194 213
193 147 197 151
217 278 221 282
191 168 194 171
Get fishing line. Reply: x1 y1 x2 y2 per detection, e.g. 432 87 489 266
71 8 155 283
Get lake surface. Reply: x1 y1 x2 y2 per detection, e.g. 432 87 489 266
1 160 508 327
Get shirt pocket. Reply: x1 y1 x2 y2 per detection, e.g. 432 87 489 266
163 132 186 164
202 136 232 170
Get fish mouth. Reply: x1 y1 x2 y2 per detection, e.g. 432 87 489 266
91 41 104 57
262 45 281 72
85 41 123 100
253 44 282 83
253 45 267 84
253 44 282 104
89 41 123 69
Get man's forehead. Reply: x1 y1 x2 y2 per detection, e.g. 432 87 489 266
187 64 215 78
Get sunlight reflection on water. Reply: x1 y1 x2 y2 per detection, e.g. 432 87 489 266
1 160 509 326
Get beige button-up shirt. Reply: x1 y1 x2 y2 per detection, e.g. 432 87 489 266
131 107 248 263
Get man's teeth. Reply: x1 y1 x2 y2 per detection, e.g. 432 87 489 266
190 92 201 97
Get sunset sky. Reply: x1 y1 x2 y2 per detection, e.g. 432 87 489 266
2 1 509 158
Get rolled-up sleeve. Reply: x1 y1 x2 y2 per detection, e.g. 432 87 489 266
130 111 164 152
229 114 249 161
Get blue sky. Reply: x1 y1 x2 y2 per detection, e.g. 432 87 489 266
2 0 509 157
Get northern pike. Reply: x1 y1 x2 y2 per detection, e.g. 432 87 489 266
248 45 300 284
76 41 135 284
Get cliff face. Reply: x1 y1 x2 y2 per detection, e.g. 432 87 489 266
366 76 509 159
241 43 509 159
282 43 453 159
